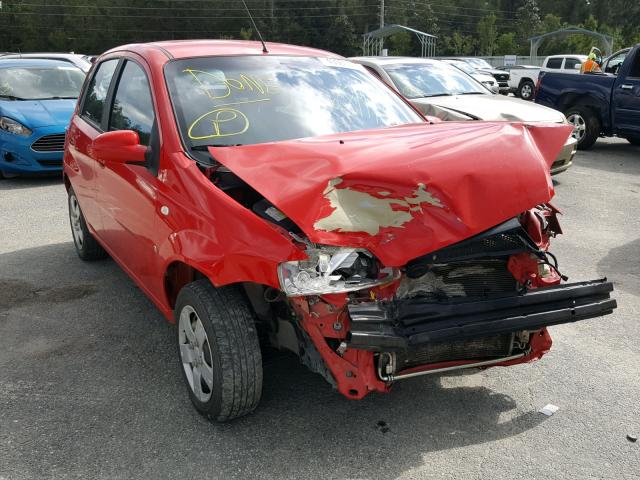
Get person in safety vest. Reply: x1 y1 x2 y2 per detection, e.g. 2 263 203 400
580 47 602 73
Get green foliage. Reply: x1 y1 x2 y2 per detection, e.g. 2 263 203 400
477 14 498 56
0 0 636 58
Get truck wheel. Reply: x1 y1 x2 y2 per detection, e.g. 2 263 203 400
68 187 108 261
565 107 600 150
625 136 640 146
518 80 535 100
175 280 263 422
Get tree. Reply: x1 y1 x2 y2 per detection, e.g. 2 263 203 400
477 14 498 55
494 33 519 55
516 0 543 53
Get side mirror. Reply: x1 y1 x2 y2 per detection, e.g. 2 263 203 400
573 64 581 70
91 130 147 164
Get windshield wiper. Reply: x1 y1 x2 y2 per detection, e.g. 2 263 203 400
38 96 77 100
420 93 453 98
191 144 243 151
0 94 27 100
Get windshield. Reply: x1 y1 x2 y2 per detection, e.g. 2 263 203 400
164 56 423 149
0 66 85 100
444 60 475 75
465 58 493 70
383 62 488 98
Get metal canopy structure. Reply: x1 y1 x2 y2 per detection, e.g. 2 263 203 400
528 27 614 59
363 24 437 57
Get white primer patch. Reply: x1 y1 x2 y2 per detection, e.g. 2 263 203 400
313 178 443 235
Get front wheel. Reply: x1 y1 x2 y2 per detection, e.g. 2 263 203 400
625 135 640 146
175 280 263 422
68 188 108 261
565 107 600 150
518 80 535 100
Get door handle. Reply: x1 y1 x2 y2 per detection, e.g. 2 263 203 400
620 84 633 90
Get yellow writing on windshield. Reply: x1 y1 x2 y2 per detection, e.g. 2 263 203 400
183 69 269 100
188 107 250 140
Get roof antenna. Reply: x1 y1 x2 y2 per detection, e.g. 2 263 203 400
241 0 268 53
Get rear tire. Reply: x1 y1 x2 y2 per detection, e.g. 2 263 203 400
518 80 535 100
565 107 600 150
625 135 640 146
175 280 263 422
68 187 108 261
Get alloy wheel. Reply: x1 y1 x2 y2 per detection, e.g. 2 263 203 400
178 305 214 402
567 113 586 142
521 84 532 99
69 194 84 248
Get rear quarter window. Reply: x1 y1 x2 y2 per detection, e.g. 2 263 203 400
546 58 563 69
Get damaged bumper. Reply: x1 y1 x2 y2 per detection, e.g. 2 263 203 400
348 279 616 350
551 135 577 175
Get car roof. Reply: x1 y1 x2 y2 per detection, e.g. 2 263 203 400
105 40 340 61
349 56 441 66
545 54 588 59
0 58 83 69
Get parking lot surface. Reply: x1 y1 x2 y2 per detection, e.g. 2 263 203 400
1 138 639 480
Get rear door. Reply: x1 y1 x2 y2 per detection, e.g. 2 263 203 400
563 57 582 74
612 49 640 136
94 57 164 292
66 58 119 229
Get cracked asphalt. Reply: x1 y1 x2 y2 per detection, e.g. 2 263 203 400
1 138 639 479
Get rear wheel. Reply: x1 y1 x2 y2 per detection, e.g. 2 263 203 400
68 188 108 261
625 135 640 146
518 80 535 100
175 280 263 422
565 107 600 150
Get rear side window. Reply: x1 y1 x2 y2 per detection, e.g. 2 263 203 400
564 58 581 70
546 58 563 69
108 61 155 145
81 59 118 127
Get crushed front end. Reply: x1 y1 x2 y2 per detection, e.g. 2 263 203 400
277 205 615 399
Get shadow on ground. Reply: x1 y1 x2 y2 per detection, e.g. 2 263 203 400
0 243 548 479
0 174 62 191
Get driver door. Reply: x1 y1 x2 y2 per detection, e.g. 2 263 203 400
612 49 640 137
94 58 163 293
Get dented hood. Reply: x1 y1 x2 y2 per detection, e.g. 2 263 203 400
211 121 572 267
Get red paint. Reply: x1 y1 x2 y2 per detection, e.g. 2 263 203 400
63 40 577 400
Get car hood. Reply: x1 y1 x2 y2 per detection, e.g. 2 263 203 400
211 121 572 266
478 68 506 76
0 99 76 128
411 94 566 122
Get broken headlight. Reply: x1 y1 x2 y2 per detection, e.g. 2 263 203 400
278 247 400 297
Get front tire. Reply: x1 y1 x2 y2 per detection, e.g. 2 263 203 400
625 135 640 146
565 107 600 150
68 188 108 261
175 280 263 422
518 80 535 100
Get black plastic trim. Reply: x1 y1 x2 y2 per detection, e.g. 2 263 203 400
348 279 616 350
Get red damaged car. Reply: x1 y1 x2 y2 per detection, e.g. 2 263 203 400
63 40 616 422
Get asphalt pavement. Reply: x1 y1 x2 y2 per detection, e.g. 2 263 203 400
1 138 639 480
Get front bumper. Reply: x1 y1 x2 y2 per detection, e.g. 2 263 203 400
348 279 616 350
0 126 65 174
551 135 577 175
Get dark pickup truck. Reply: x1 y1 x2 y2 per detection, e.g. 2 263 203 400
535 44 640 149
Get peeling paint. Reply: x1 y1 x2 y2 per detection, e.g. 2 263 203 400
314 178 443 235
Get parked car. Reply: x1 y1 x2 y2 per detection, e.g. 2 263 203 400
0 53 92 72
350 56 576 174
535 44 640 149
0 59 85 177
442 58 499 93
64 40 615 422
497 64 539 72
447 57 510 94
508 55 587 100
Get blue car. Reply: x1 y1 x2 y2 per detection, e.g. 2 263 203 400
0 59 85 177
